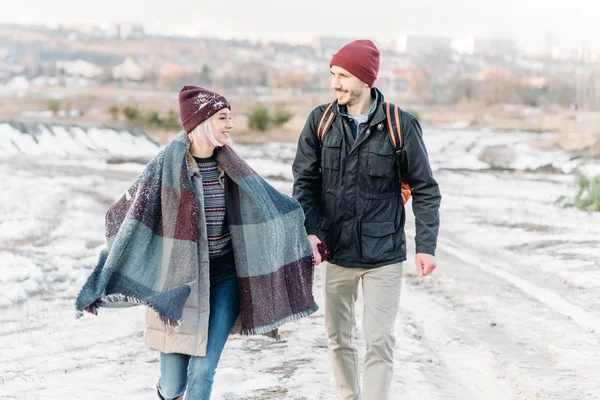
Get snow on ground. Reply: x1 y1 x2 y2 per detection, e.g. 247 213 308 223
1 127 599 399
0 122 160 160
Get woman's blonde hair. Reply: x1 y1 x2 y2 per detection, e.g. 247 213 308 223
188 116 230 147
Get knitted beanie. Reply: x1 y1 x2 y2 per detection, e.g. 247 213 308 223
329 40 380 87
178 86 231 133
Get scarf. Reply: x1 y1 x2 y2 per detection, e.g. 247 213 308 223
76 131 317 335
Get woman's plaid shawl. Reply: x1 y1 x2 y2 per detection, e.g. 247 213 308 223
76 132 317 335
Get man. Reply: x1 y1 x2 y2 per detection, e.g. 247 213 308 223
292 40 441 400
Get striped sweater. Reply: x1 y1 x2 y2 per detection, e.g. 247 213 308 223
194 156 232 259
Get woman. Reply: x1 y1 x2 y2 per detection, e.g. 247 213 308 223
76 86 318 400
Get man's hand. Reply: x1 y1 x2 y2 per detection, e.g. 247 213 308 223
415 253 437 277
308 235 322 266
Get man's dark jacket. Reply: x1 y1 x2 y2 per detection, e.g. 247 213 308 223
292 89 441 268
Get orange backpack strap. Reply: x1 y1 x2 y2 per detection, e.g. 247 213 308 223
385 102 413 204
385 102 402 151
317 101 336 141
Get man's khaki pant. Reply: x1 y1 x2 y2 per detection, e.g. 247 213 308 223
321 261 403 400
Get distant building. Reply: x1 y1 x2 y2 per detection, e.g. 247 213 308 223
399 34 516 58
377 40 399 53
396 35 408 53
480 66 511 81
451 37 475 55
545 33 563 60
6 75 29 90
474 38 517 57
376 69 409 94
56 59 103 78
108 22 145 40
155 62 183 88
312 36 355 59
521 76 547 88
404 35 452 55
159 62 183 77
72 24 106 37
112 57 144 81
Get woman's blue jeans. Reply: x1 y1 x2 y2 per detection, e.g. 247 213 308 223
157 263 239 400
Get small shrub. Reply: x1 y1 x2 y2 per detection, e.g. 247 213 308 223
108 105 120 121
48 100 61 116
248 104 270 131
574 174 600 212
147 111 162 126
120 106 181 131
123 106 141 123
532 126 544 134
164 109 181 130
272 103 293 127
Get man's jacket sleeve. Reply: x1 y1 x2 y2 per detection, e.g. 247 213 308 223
292 109 322 236
403 117 441 256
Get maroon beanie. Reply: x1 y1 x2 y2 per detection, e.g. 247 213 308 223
329 40 380 87
178 85 231 133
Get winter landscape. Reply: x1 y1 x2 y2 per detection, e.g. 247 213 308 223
1 120 599 400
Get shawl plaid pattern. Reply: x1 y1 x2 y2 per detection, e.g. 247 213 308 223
76 131 317 334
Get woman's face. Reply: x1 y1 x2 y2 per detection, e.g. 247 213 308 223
210 108 233 145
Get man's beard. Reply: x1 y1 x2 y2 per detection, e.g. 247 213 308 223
336 89 356 106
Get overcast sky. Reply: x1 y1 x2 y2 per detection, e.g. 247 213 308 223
2 0 599 53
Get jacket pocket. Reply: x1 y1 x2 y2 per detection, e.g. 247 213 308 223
361 221 396 263
318 216 332 246
367 141 395 177
322 134 342 170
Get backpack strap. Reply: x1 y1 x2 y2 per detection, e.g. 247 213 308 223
317 101 336 141
385 102 402 151
385 102 414 204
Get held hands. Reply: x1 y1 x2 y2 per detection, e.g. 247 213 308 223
308 235 329 266
415 253 437 277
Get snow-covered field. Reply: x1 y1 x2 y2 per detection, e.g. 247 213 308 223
1 123 599 399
